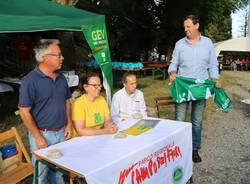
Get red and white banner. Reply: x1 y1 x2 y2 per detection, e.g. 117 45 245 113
35 119 192 184
85 119 192 184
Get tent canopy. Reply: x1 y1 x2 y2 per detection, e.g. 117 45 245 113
214 37 250 56
0 0 105 33
0 0 113 101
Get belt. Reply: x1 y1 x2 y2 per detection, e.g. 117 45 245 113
39 127 62 132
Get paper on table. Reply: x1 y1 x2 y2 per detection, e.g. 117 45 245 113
121 119 160 136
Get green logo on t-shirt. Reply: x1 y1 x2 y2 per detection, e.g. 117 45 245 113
94 113 102 123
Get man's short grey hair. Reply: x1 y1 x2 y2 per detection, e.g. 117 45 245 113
34 39 60 63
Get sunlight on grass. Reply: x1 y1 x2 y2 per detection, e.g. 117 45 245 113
137 76 174 118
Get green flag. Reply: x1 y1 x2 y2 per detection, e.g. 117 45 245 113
169 77 232 112
82 24 113 104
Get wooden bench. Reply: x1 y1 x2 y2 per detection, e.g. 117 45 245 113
154 96 175 118
0 127 33 184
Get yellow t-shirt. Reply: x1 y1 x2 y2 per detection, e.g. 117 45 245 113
72 94 110 136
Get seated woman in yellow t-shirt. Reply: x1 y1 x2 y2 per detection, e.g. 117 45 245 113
72 72 117 136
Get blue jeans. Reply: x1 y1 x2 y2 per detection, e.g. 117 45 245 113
175 100 206 150
29 128 65 184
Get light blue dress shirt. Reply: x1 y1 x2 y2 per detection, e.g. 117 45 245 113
168 35 219 80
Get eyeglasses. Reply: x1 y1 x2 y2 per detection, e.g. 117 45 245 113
46 53 63 58
87 83 102 89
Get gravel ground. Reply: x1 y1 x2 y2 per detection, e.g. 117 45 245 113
192 71 250 184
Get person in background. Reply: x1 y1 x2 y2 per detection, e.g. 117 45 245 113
217 56 223 74
72 72 117 136
232 60 237 71
111 72 147 123
246 58 249 71
168 15 221 163
235 58 241 71
15 35 32 71
19 39 72 184
240 58 248 71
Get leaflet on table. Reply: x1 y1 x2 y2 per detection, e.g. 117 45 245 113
121 119 160 136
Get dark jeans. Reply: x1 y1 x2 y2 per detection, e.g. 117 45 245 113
175 100 206 150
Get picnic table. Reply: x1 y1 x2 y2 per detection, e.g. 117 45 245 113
113 61 169 80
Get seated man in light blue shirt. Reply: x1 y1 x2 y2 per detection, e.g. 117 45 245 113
111 72 147 123
168 15 221 163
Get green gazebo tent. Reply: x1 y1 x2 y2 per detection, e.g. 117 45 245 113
0 0 113 102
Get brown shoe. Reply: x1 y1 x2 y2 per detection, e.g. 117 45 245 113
193 150 202 163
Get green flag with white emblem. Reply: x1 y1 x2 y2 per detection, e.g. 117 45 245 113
169 77 232 112
82 24 113 104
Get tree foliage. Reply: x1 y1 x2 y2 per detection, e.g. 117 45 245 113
72 0 246 60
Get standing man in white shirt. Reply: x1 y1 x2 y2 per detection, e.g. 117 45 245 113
111 72 147 123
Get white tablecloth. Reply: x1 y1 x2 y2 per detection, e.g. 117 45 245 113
34 118 192 184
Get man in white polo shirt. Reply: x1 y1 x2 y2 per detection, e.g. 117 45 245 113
111 72 147 123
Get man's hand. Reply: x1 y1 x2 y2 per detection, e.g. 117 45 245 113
132 113 143 119
169 71 176 84
19 106 48 149
64 121 72 140
214 79 222 88
34 134 48 149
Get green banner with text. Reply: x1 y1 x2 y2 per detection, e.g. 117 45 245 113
82 24 113 104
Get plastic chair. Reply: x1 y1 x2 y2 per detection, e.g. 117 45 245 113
0 127 33 184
